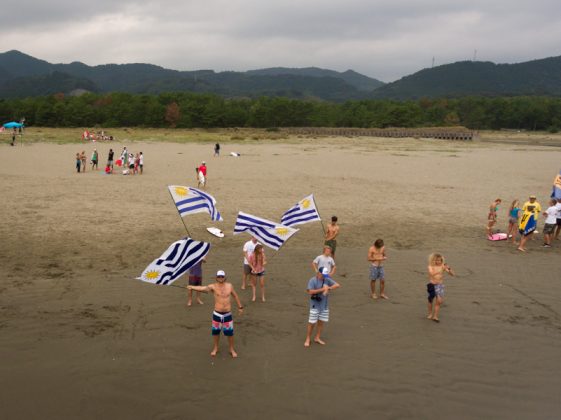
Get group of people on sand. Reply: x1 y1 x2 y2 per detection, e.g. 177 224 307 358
75 149 100 173
119 147 144 175
75 147 144 175
487 194 561 251
184 212 454 357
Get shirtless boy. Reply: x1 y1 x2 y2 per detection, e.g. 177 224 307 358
368 239 388 299
426 253 455 323
188 270 244 357
324 216 340 257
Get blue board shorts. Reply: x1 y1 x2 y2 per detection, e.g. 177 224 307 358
370 265 385 281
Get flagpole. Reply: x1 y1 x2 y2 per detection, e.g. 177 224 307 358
313 197 327 236
167 188 192 237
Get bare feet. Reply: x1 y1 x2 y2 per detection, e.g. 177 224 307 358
380 294 389 300
517 247 526 252
432 318 440 323
230 350 238 358
210 348 218 357
187 300 192 306
196 299 204 305
304 339 311 347
261 297 266 302
314 337 326 345
252 296 256 302
371 294 378 299
427 314 433 320
241 285 246 290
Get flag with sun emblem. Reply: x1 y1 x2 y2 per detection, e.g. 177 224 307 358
280 194 321 227
168 186 223 221
233 212 298 250
138 237 211 285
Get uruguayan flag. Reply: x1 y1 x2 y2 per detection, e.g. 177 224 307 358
168 186 222 221
281 194 321 227
138 237 210 285
233 212 298 250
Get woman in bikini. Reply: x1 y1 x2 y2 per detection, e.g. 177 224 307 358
486 198 502 237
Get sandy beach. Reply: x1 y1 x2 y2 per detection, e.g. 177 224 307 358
1 133 561 419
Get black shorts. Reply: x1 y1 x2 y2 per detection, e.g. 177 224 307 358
557 219 561 227
427 283 436 303
519 229 533 237
188 275 202 286
544 223 556 235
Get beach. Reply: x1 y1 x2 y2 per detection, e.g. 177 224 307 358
1 133 560 419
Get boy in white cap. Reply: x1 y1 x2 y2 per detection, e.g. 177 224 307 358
188 270 243 357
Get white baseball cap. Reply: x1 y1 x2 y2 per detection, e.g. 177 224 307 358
320 267 330 276
216 270 226 277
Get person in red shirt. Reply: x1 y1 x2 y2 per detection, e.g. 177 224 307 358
197 161 207 188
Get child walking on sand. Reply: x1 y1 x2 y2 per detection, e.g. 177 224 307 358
507 199 520 244
368 239 388 299
426 253 455 323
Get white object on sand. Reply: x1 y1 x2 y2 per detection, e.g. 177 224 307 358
207 227 224 238
230 152 240 157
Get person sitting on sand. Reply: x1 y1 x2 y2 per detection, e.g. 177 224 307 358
248 244 267 302
368 239 388 299
426 253 455 323
486 198 502 236
507 199 520 244
542 198 557 248
188 270 243 358
304 267 340 347
187 257 206 306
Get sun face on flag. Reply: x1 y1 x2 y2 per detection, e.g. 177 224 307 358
144 270 161 281
275 227 290 236
175 186 188 196
300 198 311 209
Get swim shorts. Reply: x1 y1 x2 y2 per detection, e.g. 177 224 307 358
243 264 252 275
370 265 385 281
308 308 329 324
557 218 561 227
211 311 234 336
518 228 533 237
434 284 445 297
252 271 266 277
188 275 202 286
544 223 556 235
509 217 518 224
427 283 436 303
324 239 337 254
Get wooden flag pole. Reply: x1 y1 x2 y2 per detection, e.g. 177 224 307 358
313 198 327 236
167 187 192 237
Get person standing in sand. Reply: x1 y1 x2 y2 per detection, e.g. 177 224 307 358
242 237 258 290
197 161 207 188
324 216 340 257
312 245 336 277
91 149 99 171
368 239 388 299
187 257 206 306
248 244 267 302
486 198 501 236
80 151 87 172
426 253 455 323
304 267 340 347
188 270 244 358
507 199 520 244
542 198 557 248
76 152 81 173
554 199 561 241
214 143 220 157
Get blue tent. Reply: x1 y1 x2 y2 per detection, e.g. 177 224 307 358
3 122 24 128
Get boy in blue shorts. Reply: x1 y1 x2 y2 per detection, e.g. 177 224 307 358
368 239 388 299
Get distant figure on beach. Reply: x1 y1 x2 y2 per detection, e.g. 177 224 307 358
107 149 114 171
542 198 557 248
128 153 135 174
214 143 220 157
197 161 207 188
248 244 267 302
312 245 336 277
242 237 258 290
91 149 99 171
187 270 243 358
426 253 455 323
486 198 502 236
507 199 520 244
76 152 81 173
368 239 388 299
121 147 128 168
11 129 16 146
139 152 144 174
80 151 86 172
133 153 140 175
324 216 340 257
304 267 340 347
187 257 206 306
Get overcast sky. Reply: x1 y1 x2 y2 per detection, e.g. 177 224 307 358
1 0 560 82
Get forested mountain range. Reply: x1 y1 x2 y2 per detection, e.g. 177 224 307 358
2 50 561 101
0 50 382 101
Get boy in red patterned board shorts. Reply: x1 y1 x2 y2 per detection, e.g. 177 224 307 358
188 270 244 358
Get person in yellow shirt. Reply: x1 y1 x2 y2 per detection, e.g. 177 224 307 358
518 195 541 251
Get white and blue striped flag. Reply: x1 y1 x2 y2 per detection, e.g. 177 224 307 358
280 194 321 227
168 186 223 221
138 237 211 285
233 212 298 250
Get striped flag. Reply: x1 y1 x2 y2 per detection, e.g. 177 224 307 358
168 185 223 221
281 194 321 227
551 170 561 200
233 212 298 250
138 237 211 285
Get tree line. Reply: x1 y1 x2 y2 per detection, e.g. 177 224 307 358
1 92 560 131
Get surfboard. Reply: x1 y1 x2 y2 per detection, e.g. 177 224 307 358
207 227 224 238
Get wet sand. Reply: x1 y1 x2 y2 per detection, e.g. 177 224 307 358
1 135 561 419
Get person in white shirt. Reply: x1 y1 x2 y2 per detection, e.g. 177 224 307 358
312 245 336 276
242 237 258 290
542 198 558 247
554 199 561 240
